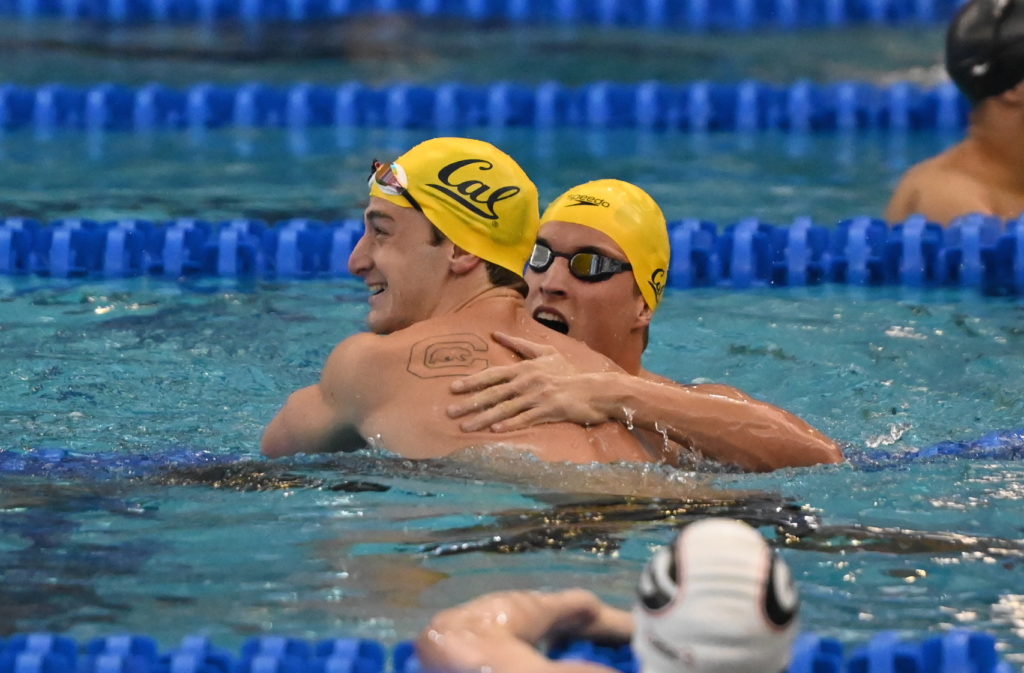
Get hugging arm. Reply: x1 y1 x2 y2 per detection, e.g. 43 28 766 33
447 332 843 472
261 337 368 458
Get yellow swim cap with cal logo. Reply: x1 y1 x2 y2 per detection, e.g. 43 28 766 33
368 137 540 276
541 179 670 311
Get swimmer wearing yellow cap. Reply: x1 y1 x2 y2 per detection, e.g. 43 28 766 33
447 179 844 471
262 138 661 466
886 0 1024 225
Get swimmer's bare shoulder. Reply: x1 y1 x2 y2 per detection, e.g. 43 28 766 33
886 146 993 224
324 328 490 398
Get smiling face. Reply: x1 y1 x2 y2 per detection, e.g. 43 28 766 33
525 220 650 365
347 197 453 334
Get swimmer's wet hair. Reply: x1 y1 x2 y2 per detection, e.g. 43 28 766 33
947 0 1024 102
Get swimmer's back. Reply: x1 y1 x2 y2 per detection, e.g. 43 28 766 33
339 294 653 463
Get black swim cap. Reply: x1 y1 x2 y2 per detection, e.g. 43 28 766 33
947 0 1024 103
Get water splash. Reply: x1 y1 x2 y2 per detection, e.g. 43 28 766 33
622 407 636 431
866 422 912 449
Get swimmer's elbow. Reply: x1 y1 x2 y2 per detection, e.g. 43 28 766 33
786 435 844 470
746 434 844 472
822 438 845 464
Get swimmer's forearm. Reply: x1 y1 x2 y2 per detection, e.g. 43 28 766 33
416 590 627 673
588 373 843 471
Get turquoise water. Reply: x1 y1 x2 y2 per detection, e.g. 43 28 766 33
2 12 1024 669
1 20 945 86
0 16 954 226
1 277 1023 664
0 126 954 226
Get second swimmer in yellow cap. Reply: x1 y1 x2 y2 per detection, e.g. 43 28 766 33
262 138 662 466
447 178 844 471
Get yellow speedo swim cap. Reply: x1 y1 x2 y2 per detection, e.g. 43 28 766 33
541 179 670 311
368 137 540 276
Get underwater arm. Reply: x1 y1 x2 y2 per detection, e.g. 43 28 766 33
261 338 368 458
417 589 629 673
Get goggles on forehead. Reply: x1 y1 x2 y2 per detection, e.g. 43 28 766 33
368 159 422 212
527 242 632 282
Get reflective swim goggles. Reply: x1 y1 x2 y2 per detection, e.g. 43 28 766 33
527 242 632 282
368 159 422 212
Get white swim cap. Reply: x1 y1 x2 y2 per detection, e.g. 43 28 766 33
632 518 800 673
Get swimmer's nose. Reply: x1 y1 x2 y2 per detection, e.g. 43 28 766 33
347 230 372 277
535 258 571 297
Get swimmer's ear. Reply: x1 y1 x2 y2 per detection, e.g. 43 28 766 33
448 244 483 275
633 296 654 331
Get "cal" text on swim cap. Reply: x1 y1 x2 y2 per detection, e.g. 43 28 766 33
427 159 522 221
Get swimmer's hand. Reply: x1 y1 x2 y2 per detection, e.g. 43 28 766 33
447 332 609 432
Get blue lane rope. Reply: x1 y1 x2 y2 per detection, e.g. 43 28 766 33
2 214 1022 295
1 427 1022 481
0 628 1011 673
0 80 970 134
849 428 1024 471
0 0 967 29
0 446 240 480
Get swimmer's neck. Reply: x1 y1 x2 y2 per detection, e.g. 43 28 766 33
425 265 524 319
450 286 524 315
966 102 1024 189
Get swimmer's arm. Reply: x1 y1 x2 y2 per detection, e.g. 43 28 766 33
448 333 842 471
609 378 844 471
261 338 367 458
416 589 629 673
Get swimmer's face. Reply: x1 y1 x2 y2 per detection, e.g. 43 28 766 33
525 220 649 363
349 197 452 334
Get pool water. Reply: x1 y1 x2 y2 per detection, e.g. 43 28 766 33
2 10 1023 668
1 19 945 87
0 126 956 227
0 13 954 229
1 277 1023 663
